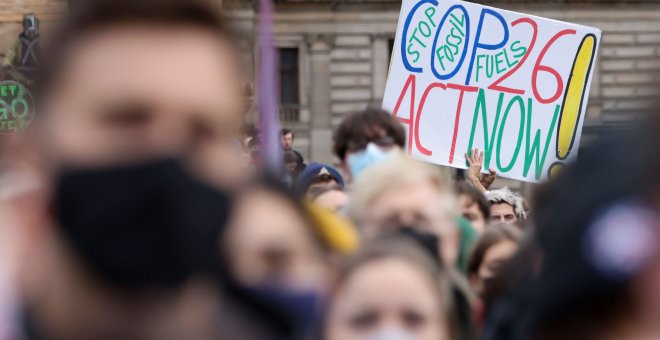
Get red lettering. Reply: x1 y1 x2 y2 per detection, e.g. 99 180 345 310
532 29 576 104
447 83 478 163
392 74 416 154
488 18 538 95
415 83 448 156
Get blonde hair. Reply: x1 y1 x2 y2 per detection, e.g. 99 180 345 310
348 155 455 228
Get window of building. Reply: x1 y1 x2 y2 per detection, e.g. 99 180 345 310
279 48 299 106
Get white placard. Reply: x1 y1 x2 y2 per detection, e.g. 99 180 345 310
383 0 601 182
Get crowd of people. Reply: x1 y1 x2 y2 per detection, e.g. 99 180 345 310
1 0 660 339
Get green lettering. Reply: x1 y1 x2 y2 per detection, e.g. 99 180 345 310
524 102 560 180
408 43 421 63
409 27 427 48
485 55 494 79
12 97 29 118
0 98 8 120
494 52 506 74
496 96 525 172
511 40 527 59
444 45 455 62
449 13 465 27
435 46 446 70
467 90 505 169
424 7 437 27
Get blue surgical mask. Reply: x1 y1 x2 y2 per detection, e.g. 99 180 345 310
347 143 395 179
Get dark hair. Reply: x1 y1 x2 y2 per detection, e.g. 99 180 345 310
467 223 522 277
332 108 406 161
456 182 491 221
242 123 258 138
281 128 294 138
35 0 235 102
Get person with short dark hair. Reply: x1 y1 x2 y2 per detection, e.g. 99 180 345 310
332 108 405 181
280 128 305 165
456 182 491 235
281 128 294 150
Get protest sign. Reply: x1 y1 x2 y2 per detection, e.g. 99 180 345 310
0 81 34 134
383 0 601 182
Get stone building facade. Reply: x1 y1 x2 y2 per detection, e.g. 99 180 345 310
225 0 660 164
2 0 660 165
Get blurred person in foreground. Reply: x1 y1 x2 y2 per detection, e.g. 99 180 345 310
485 188 528 225
333 108 405 182
324 238 460 340
483 118 660 340
311 187 349 214
5 0 255 338
31 0 247 189
222 177 359 339
349 155 461 269
467 223 522 299
456 182 491 235
348 155 477 340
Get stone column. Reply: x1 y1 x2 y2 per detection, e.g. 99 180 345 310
371 33 390 105
307 34 334 163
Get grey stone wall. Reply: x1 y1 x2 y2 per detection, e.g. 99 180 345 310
227 2 660 162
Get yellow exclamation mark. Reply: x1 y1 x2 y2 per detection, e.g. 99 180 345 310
548 34 598 179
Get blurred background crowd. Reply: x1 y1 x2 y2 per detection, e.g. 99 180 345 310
0 0 660 340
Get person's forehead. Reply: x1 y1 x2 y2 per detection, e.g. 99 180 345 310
492 202 515 214
372 182 441 209
343 258 439 305
458 194 476 207
55 25 242 112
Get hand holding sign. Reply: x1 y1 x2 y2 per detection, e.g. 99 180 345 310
384 0 600 183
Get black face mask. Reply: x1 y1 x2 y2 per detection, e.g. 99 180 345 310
54 159 231 290
397 226 443 267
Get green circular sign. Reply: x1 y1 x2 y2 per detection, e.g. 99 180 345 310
0 81 35 134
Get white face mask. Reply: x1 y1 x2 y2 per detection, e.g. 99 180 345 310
366 328 416 340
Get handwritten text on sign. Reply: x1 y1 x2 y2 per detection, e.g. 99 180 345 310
382 0 601 182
